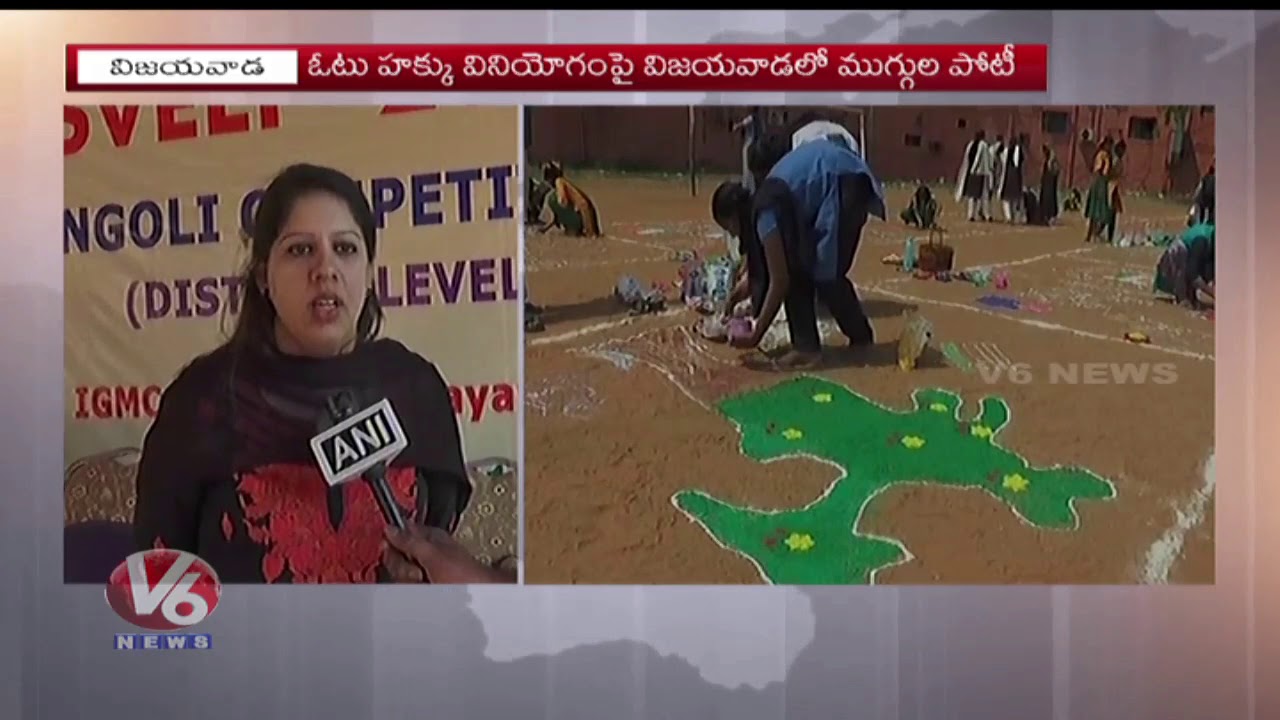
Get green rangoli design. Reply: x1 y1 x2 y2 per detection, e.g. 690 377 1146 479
672 376 1116 584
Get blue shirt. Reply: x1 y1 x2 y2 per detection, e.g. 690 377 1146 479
755 138 886 282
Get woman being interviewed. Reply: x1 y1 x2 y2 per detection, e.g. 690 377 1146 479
132 163 514 584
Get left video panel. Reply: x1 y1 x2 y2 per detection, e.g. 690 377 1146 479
64 105 521 585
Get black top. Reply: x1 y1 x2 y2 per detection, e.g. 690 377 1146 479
132 338 472 583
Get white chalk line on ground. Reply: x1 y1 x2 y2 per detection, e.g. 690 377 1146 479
867 219 1063 247
528 310 681 347
979 246 1095 270
527 253 668 272
609 234 681 254
526 226 711 272
1141 454 1215 584
874 247 1094 289
865 285 1215 362
570 325 715 411
966 342 1011 369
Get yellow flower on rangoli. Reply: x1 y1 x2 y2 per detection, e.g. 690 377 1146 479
971 424 994 440
784 533 815 552
929 402 949 413
901 435 926 449
812 393 833 403
1003 474 1030 492
782 428 804 440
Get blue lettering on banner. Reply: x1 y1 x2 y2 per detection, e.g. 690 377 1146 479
118 258 518 331
65 164 516 254
114 633 213 650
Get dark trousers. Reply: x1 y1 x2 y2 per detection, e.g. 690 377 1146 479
785 175 875 353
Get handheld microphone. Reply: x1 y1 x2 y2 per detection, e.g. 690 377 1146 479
310 389 410 531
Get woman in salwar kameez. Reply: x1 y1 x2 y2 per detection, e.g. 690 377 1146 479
1084 138 1123 243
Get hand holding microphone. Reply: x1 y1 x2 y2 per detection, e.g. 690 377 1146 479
382 525 518 584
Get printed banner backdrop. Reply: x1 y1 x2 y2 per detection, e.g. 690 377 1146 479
63 105 520 560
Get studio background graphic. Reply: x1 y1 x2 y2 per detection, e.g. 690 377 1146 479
0 9 1271 720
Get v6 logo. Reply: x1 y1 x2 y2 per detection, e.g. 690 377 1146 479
105 550 222 631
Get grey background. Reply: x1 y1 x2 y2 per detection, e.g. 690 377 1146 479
1 9 1271 720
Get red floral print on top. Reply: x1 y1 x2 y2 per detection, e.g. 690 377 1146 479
235 464 419 584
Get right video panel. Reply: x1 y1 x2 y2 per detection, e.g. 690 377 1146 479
522 105 1216 585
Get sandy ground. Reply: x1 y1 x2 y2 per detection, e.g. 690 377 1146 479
523 170 1214 585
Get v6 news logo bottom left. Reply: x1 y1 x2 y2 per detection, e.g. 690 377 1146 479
105 549 222 651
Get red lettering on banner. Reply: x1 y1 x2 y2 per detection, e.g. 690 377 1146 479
260 106 281 130
102 105 141 149
207 105 251 134
64 105 284 156
447 383 517 423
73 384 165 420
156 106 199 142
64 107 90 155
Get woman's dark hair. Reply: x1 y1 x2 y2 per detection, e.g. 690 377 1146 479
542 162 564 182
913 184 933 205
711 180 751 229
710 180 760 260
227 163 384 352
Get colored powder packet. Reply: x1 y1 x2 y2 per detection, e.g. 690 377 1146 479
976 295 1020 311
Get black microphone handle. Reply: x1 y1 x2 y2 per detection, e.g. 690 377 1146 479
364 464 407 531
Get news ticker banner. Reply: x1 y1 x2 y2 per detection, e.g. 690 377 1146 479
64 105 520 492
65 43 1048 93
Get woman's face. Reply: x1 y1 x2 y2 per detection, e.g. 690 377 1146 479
263 191 372 357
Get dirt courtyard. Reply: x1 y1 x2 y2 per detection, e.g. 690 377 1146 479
523 170 1215 585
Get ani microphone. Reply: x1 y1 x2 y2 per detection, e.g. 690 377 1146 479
311 389 410 531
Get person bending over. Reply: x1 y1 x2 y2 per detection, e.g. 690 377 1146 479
900 184 939 228
788 111 860 155
708 129 795 320
711 180 769 319
132 163 512 584
717 137 887 370
538 162 602 237
525 174 553 226
1154 222 1215 310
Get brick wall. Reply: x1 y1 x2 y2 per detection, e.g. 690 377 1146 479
525 105 1215 195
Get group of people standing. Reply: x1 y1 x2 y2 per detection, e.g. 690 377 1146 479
956 131 1062 227
959 127 1214 312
